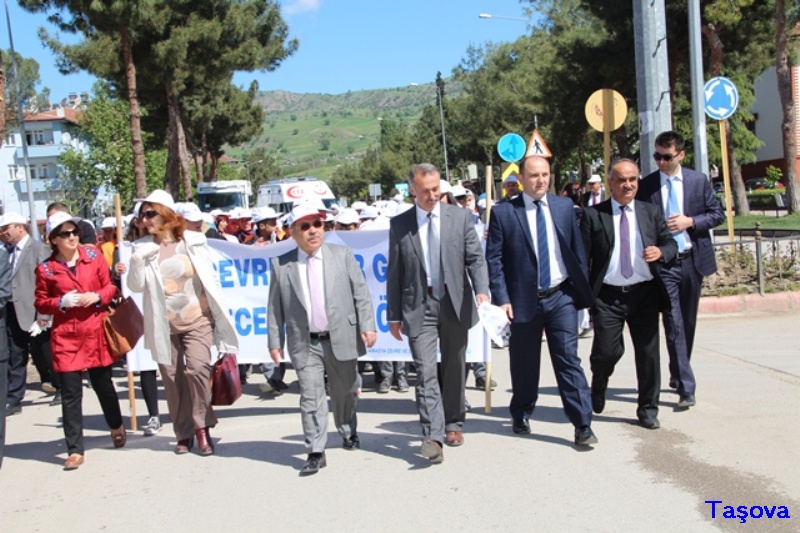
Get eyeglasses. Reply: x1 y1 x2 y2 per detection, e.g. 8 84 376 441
295 219 324 232
141 210 158 219
57 229 80 239
653 152 677 162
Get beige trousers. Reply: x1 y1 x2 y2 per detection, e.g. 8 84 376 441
159 320 216 440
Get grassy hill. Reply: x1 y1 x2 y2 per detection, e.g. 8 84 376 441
226 82 463 179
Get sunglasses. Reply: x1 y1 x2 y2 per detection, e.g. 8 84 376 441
295 219 324 232
141 210 158 219
653 152 677 162
57 228 80 239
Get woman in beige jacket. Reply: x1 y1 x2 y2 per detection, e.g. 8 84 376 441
127 190 238 455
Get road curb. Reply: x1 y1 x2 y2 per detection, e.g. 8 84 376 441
699 291 800 315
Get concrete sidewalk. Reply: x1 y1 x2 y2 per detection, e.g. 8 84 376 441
2 310 799 532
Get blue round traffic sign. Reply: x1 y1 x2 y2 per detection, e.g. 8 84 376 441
704 77 739 121
497 133 526 163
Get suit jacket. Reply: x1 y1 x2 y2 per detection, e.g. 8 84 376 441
580 199 677 308
386 202 489 337
637 167 724 277
0 248 10 363
268 243 376 370
582 189 606 207
9 237 52 330
486 193 594 322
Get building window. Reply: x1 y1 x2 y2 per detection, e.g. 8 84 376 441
4 133 14 146
8 165 17 181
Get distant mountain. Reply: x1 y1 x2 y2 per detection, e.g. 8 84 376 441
227 82 463 180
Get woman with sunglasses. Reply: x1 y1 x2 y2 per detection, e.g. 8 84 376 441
127 190 238 456
34 212 125 470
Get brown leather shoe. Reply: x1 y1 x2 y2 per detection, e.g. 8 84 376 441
196 428 214 456
111 426 126 448
175 437 193 454
445 431 464 447
64 453 84 470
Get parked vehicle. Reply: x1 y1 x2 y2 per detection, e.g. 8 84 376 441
196 180 252 212
257 177 335 214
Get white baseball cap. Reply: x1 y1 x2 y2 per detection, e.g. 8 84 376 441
335 208 360 226
46 212 81 236
137 189 176 211
101 217 117 229
588 174 602 183
359 206 379 220
252 207 279 224
439 180 452 194
289 204 324 226
351 201 368 212
451 184 467 198
177 202 203 222
503 175 519 184
0 212 27 227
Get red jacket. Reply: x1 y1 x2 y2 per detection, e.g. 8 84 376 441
35 245 118 372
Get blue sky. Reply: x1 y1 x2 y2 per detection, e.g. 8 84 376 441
4 0 530 98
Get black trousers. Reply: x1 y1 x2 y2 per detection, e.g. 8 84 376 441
0 312 8 469
60 365 123 456
6 303 59 407
590 281 661 420
140 370 159 418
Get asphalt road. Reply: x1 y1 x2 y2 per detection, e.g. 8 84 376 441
2 310 798 532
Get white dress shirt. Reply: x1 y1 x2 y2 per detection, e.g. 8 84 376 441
522 193 567 290
415 202 441 288
10 234 29 273
659 169 692 251
297 246 326 333
603 199 653 286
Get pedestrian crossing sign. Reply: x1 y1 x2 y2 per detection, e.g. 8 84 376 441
525 129 552 158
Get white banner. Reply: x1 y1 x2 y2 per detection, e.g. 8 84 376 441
122 231 489 371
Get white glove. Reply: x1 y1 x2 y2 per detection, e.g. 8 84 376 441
133 242 160 262
60 290 81 310
28 322 43 337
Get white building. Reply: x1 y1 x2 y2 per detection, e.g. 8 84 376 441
0 107 84 224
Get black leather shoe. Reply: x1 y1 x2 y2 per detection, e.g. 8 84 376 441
639 416 661 430
668 378 678 390
591 375 607 414
512 419 531 434
49 391 62 407
677 394 696 408
5 403 21 416
475 376 497 390
574 426 598 446
300 452 327 475
343 435 360 450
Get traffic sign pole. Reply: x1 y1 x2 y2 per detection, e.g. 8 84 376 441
718 121 735 252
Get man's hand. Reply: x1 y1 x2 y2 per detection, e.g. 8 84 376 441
269 348 284 365
361 330 377 348
501 303 514 321
389 322 404 341
643 246 663 263
475 293 490 306
667 214 694 234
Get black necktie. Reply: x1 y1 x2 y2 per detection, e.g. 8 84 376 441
619 205 633 279
427 212 444 300
534 200 551 290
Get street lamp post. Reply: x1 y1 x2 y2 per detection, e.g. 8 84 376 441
435 85 450 182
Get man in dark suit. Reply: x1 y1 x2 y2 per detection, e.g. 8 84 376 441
637 131 724 408
0 246 11 469
268 204 377 475
581 159 677 429
0 213 57 414
387 163 489 464
582 174 606 207
485 155 598 446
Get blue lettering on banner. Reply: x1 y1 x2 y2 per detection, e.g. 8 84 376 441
354 254 365 277
219 259 234 288
217 259 269 288
373 253 388 282
705 500 791 524
376 295 388 332
229 307 269 336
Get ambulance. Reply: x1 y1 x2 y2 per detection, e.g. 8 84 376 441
257 177 336 214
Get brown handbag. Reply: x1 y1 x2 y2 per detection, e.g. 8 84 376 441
103 295 144 360
211 352 242 406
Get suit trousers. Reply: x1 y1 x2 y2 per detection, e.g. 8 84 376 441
407 294 467 442
508 286 592 429
6 303 58 406
296 336 358 453
60 365 123 455
0 313 8 469
160 320 216 441
590 282 661 420
660 256 700 396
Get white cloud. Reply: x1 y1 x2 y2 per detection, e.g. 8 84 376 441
283 0 321 15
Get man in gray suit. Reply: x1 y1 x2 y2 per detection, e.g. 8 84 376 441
268 204 377 476
387 163 490 464
0 213 57 414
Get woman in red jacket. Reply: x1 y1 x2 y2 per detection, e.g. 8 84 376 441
34 212 125 470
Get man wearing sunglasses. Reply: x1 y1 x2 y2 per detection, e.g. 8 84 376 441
637 131 724 410
267 204 377 476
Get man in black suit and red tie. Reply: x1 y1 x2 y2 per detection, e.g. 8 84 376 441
636 131 724 409
581 159 677 429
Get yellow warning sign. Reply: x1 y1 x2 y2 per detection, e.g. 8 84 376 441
525 129 552 158
501 163 519 179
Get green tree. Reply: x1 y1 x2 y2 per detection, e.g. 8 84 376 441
1 50 49 133
776 0 800 212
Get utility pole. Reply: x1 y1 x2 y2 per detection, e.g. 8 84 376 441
633 0 673 175
688 0 709 178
